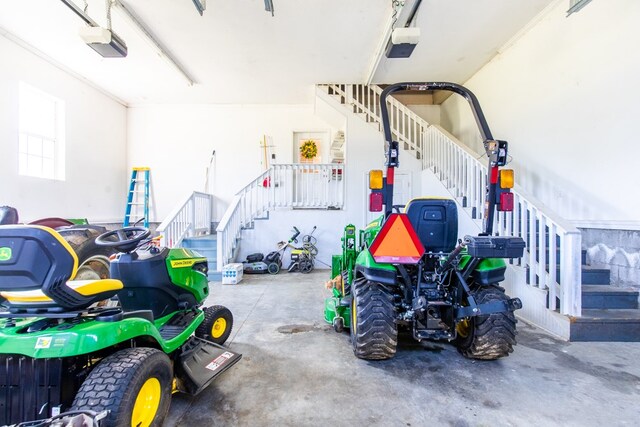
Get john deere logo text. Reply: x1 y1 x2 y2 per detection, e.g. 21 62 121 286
170 259 197 268
0 247 11 262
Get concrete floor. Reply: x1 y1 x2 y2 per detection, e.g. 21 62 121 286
166 270 640 427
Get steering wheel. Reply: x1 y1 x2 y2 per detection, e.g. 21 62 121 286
95 227 150 253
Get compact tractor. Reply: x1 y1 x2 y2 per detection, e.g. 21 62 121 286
325 82 525 360
0 226 240 425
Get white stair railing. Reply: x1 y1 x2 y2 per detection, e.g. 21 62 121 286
216 163 345 269
319 83 582 317
424 126 582 316
157 191 213 248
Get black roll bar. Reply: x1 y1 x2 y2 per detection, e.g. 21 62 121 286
378 82 499 235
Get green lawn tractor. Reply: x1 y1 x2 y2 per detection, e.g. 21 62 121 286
0 225 241 426
325 82 526 361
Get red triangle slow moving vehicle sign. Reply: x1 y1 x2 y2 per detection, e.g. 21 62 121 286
369 213 425 264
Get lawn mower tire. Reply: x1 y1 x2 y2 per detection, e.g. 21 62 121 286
196 305 234 345
71 347 173 427
267 262 281 275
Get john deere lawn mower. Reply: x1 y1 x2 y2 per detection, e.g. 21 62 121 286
325 82 526 360
0 225 240 426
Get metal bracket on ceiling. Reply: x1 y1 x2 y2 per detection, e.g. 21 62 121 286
192 0 206 16
365 0 422 84
264 0 275 17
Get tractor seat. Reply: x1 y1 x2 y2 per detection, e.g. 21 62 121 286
0 225 123 312
405 198 458 253
0 279 123 309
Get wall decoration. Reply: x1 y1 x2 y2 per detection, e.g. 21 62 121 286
300 139 318 160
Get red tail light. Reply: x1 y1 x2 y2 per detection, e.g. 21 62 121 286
499 192 514 212
369 192 383 212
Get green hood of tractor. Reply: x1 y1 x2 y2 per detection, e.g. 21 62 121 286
166 248 209 303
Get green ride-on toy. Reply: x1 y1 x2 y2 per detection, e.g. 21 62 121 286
325 82 526 361
0 225 241 426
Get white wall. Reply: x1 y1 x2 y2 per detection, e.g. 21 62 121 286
408 105 441 125
127 103 339 222
440 0 640 222
0 35 127 223
236 92 424 266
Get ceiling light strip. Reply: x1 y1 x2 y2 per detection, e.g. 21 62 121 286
59 0 100 27
113 0 196 86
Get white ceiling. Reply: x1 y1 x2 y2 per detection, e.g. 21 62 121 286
0 0 555 105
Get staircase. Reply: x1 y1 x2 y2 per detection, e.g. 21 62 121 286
573 256 640 341
525 245 640 340
181 234 221 282
156 191 221 280
215 163 345 271
317 83 640 341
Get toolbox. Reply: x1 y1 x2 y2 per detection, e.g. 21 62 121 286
464 235 526 259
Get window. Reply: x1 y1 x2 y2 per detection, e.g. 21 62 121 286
18 82 65 180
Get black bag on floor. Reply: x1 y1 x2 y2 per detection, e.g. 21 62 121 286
246 253 264 263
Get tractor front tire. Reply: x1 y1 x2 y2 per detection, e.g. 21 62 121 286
350 279 397 360
72 347 172 427
454 285 517 360
196 305 234 345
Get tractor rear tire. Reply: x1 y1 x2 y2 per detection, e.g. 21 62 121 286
71 347 172 427
59 226 117 281
454 285 517 360
350 279 397 360
196 305 233 345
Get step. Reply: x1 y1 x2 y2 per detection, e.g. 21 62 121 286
526 265 611 285
582 266 611 284
208 270 222 282
569 309 640 342
582 285 639 310
182 235 217 249
184 247 217 259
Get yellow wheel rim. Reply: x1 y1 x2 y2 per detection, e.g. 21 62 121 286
211 317 227 339
351 299 357 334
457 318 471 338
131 377 161 427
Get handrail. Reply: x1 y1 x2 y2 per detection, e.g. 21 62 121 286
320 83 582 316
216 163 345 269
157 191 213 248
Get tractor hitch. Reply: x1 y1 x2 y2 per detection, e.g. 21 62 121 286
455 297 522 319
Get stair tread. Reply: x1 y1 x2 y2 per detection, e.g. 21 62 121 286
574 309 640 322
182 234 216 241
582 285 639 295
581 265 610 272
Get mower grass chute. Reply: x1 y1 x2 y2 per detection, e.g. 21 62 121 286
324 82 526 361
0 224 241 426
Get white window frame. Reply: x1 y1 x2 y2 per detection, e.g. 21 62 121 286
18 82 65 181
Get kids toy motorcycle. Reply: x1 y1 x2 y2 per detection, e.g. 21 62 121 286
0 225 240 425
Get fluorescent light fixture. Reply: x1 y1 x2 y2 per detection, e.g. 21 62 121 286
567 0 593 16
113 1 196 86
192 0 206 16
264 0 274 17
